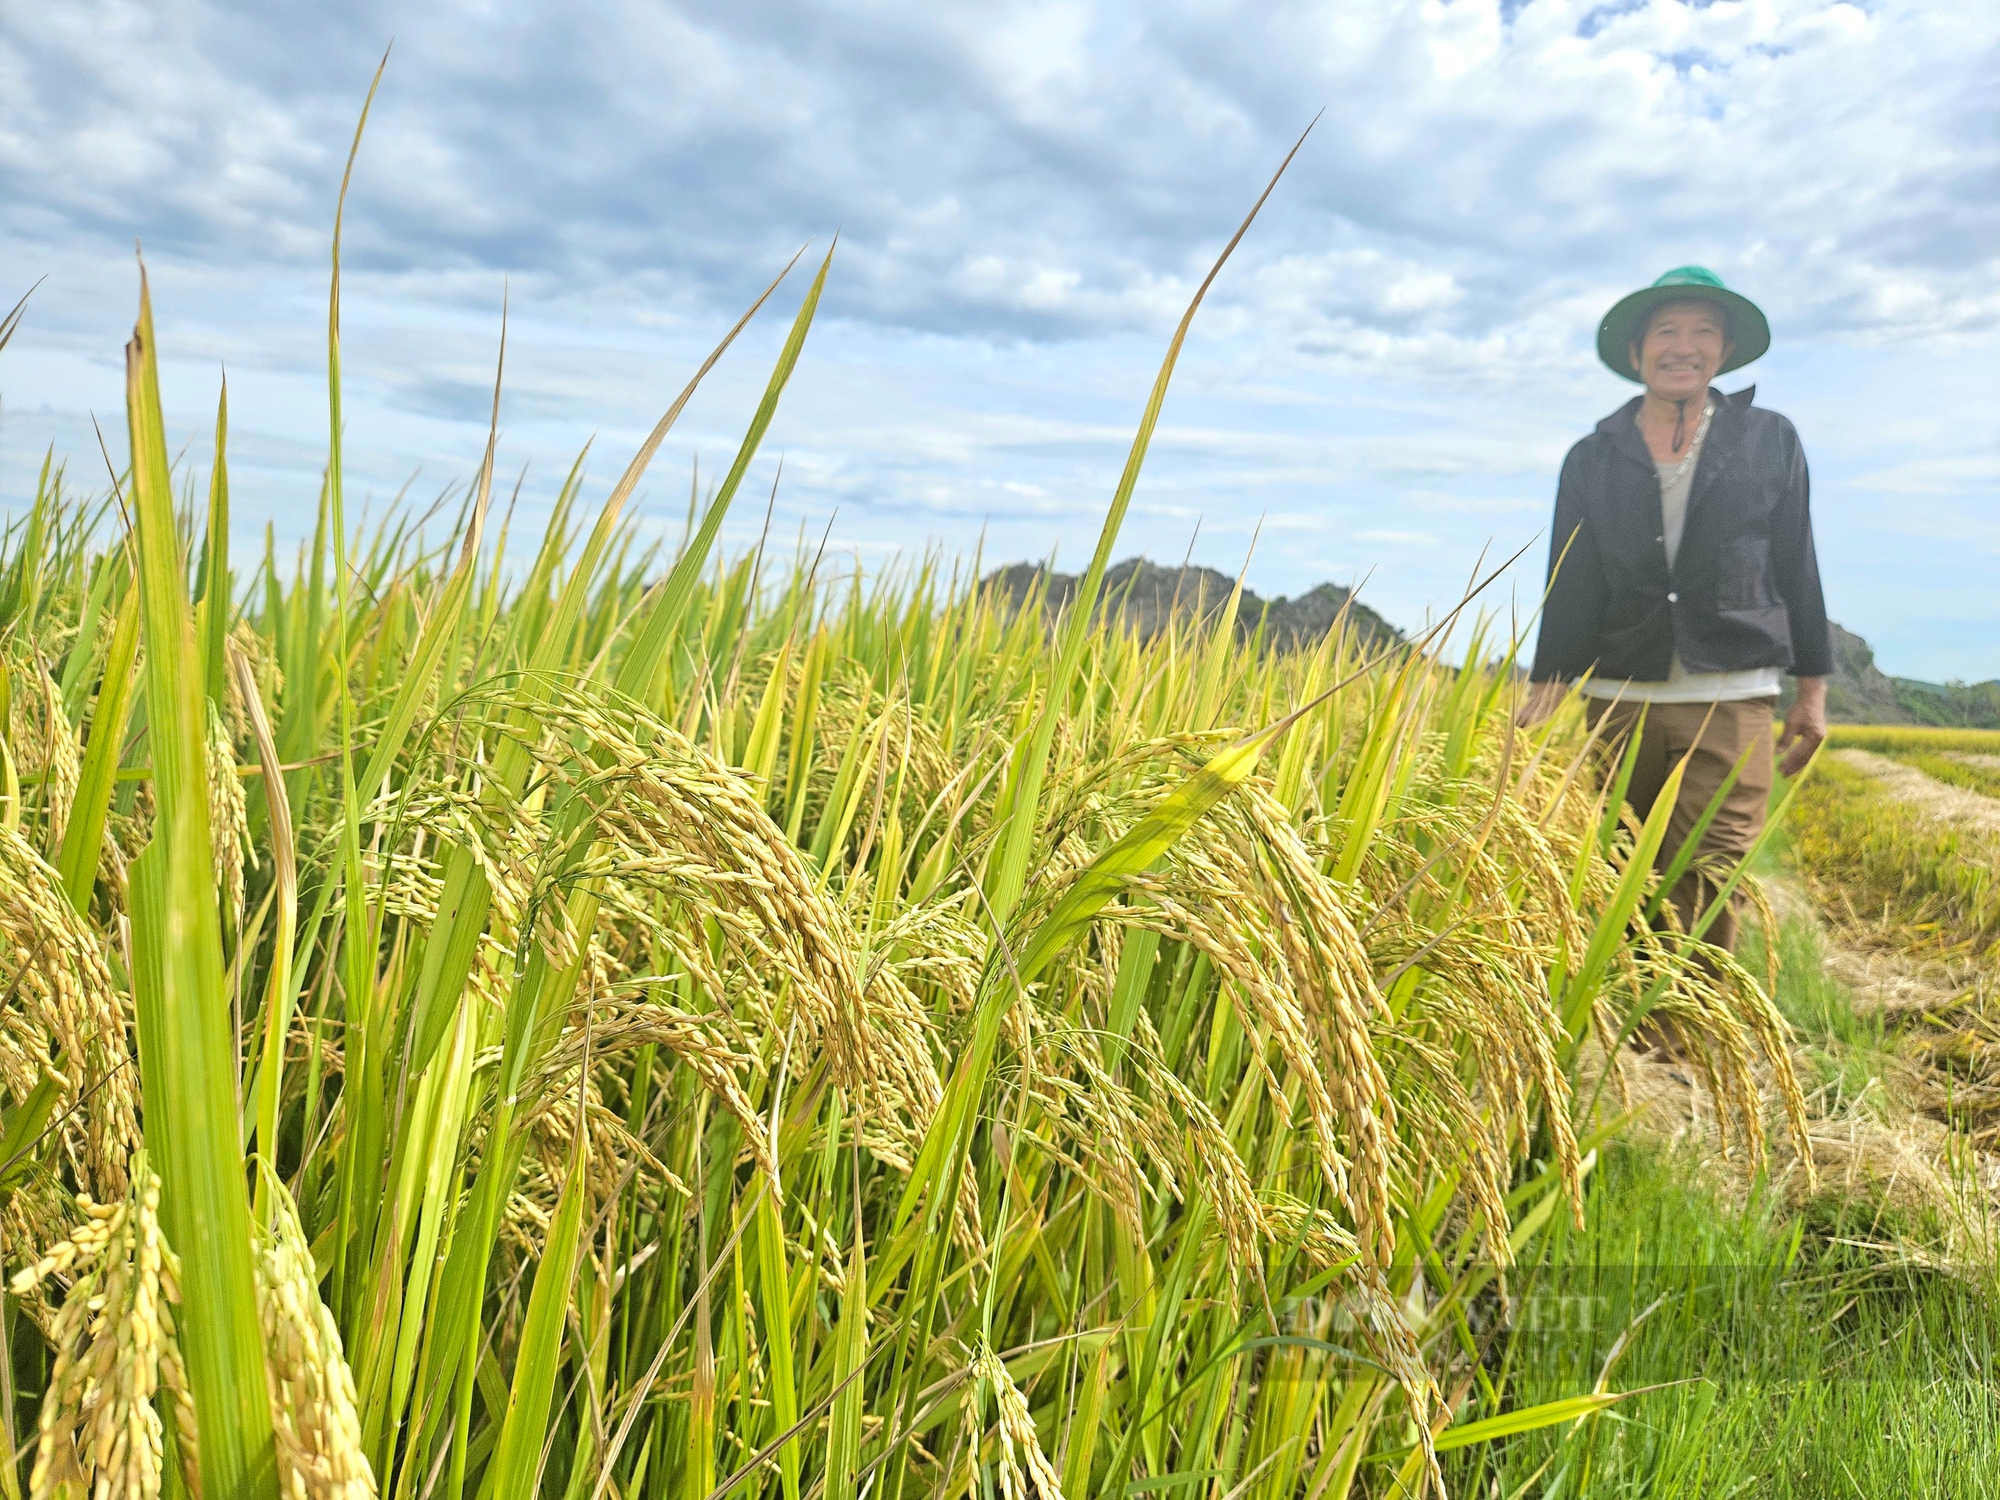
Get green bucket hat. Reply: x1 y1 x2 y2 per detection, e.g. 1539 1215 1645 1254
1597 266 1770 382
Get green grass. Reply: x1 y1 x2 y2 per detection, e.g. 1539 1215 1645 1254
1450 1145 2000 1498
1450 911 2000 1498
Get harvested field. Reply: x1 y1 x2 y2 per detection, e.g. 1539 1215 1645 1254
1833 748 2000 835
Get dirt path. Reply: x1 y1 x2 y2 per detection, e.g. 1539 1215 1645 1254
1834 747 2000 834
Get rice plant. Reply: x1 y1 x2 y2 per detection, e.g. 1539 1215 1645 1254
0 179 1807 1499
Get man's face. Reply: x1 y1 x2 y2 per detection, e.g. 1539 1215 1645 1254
1629 299 1734 403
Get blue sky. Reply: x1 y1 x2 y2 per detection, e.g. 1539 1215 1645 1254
2 0 1995 678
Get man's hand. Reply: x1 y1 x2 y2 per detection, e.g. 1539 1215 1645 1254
1516 678 1569 728
1778 676 1827 778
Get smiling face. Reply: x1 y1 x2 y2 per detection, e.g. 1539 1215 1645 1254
1629 298 1735 404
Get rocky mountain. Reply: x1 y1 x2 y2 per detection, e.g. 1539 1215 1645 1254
984 561 1997 727
1813 621 2000 728
983 558 1405 654
1820 621 1907 723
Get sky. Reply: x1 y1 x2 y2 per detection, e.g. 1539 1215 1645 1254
1 0 1995 679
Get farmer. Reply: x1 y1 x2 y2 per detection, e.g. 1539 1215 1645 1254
1519 267 1831 953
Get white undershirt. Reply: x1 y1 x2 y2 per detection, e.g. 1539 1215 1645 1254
1580 413 1782 704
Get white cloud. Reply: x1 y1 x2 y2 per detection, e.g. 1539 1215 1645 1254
1844 455 2000 499
0 0 1996 677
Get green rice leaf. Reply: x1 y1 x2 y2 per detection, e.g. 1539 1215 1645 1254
123 267 278 1500
985 122 1316 926
488 1118 589 1500
55 579 138 913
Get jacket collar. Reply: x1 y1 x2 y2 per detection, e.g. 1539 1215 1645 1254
1598 384 1755 473
1599 394 1651 470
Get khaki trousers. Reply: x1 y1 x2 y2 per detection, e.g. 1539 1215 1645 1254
1583 696 1776 954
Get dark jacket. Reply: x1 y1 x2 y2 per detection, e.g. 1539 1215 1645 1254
1529 385 1833 684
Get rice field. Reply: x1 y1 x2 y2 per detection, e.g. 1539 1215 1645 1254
1825 726 2000 756
0 187 1837 1499
13 105 2000 1492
